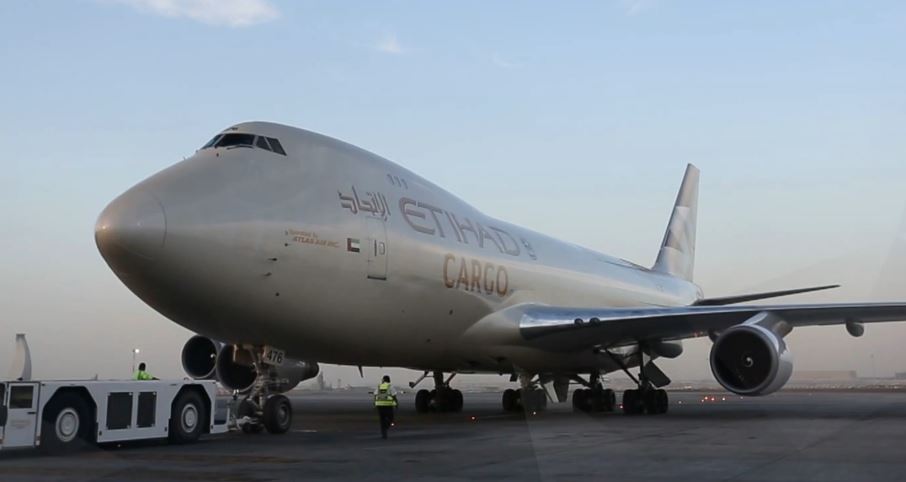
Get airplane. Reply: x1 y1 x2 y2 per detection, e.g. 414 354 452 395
95 121 906 433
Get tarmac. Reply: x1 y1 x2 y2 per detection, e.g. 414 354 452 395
2 389 906 481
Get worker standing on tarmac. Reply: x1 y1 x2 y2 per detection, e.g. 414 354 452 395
133 362 158 380
374 375 398 439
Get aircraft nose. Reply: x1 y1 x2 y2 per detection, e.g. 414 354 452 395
95 190 166 270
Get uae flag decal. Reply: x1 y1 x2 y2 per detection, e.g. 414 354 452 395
347 238 361 253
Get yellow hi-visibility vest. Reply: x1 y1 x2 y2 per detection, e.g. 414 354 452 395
134 370 152 381
374 382 397 407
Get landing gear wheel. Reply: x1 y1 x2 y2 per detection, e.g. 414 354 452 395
428 389 440 411
588 389 602 412
603 389 616 412
432 389 450 412
642 389 660 414
238 399 263 434
41 393 91 453
622 389 643 415
451 389 464 412
655 389 669 414
590 388 617 412
502 388 519 412
522 389 547 412
263 394 293 434
169 390 206 444
415 389 431 413
572 389 590 412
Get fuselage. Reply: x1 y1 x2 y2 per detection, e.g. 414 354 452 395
95 122 701 374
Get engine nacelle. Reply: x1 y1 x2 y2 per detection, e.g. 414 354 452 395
709 322 793 396
181 335 222 379
215 344 319 393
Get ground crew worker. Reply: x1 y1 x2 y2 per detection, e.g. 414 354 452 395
374 375 398 439
133 362 158 380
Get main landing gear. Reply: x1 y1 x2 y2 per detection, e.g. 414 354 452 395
414 371 464 413
572 372 617 413
235 353 294 434
607 346 670 416
502 373 548 413
621 387 668 415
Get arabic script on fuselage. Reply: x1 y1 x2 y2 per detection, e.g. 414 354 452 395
338 186 391 220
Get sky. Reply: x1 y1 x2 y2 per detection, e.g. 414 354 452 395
1 0 905 385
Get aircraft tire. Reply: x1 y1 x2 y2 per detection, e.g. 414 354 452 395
415 389 431 413
430 389 452 412
502 388 518 412
622 389 642 415
451 389 464 412
572 389 588 412
523 389 547 412
591 389 608 412
603 389 617 412
642 390 660 415
655 389 669 414
263 395 293 434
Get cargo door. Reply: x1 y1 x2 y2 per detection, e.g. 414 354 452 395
2 382 38 449
365 217 388 280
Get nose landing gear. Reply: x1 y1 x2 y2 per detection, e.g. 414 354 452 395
233 351 295 434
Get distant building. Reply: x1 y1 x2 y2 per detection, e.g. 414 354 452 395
895 372 906 380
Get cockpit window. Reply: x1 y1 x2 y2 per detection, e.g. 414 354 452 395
199 132 287 156
214 133 256 148
201 135 222 149
256 136 272 151
266 137 286 155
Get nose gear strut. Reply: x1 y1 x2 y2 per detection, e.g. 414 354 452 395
232 346 294 434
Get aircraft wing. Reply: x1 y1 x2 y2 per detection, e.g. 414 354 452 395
477 302 906 352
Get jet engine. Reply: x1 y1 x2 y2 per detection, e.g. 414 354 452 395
709 321 793 396
182 336 319 393
215 343 319 393
181 335 222 379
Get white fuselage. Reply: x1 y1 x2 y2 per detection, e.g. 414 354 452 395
95 122 700 374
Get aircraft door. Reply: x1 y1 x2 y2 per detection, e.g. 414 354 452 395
3 382 38 449
365 217 388 280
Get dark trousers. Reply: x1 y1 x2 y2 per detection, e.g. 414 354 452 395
377 406 394 439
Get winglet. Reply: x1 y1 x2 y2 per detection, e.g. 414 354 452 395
652 164 700 281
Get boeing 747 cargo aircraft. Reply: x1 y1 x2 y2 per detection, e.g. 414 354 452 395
95 122 906 433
